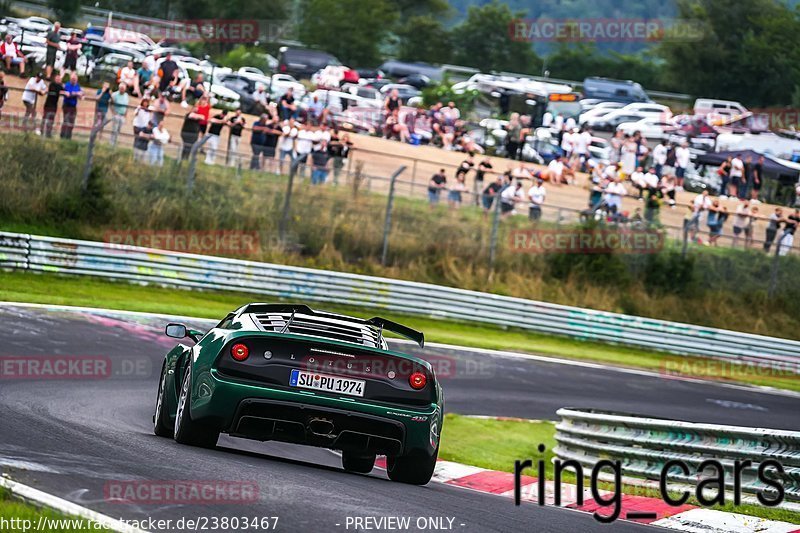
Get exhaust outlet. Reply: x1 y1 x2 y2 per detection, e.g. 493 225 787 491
308 417 335 436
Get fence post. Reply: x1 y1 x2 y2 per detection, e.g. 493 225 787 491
82 116 113 191
279 160 298 241
768 232 789 297
488 190 503 271
681 220 689 259
381 165 408 266
411 159 418 195
186 134 212 193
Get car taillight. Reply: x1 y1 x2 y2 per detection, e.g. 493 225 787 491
279 64 287 72
409 371 427 390
231 343 249 361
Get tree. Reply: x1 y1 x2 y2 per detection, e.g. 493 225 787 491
545 43 662 90
450 0 542 74
396 15 453 64
49 0 81 24
296 0 398 66
658 0 800 106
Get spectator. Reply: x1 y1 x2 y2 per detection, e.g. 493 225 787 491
547 156 565 185
652 140 667 177
250 113 269 170
660 174 677 208
643 186 662 227
22 73 47 132
151 92 169 124
1 34 25 76
764 207 783 253
751 156 764 203
505 114 522 160
308 94 326 126
448 175 466 209
148 118 170 167
226 109 246 168
310 144 330 185
716 156 732 199
706 200 727 246
428 169 447 207
277 118 298 172
384 88 401 117
109 83 129 147
630 165 646 199
262 111 282 174
732 199 751 247
500 180 524 218
194 94 211 135
0 73 7 120
44 22 61 80
441 101 460 126
294 124 316 177
142 52 158 77
137 61 153 91
675 142 691 190
560 126 574 159
157 53 179 93
60 72 83 140
778 208 800 256
181 72 206 106
133 120 152 162
179 103 205 160
482 174 504 217
729 153 744 198
94 82 112 131
528 177 546 222
573 127 592 172
204 109 228 165
279 88 297 120
132 98 152 146
620 135 637 179
253 84 269 113
604 177 626 216
609 129 624 164
328 129 352 185
119 61 139 95
64 32 81 72
689 190 712 242
741 155 754 200
663 142 676 177
744 206 759 248
473 157 493 206
42 73 64 139
589 162 605 208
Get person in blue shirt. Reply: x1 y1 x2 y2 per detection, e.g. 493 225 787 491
60 72 83 140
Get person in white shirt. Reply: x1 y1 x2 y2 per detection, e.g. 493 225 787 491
675 142 691 189
1 35 25 75
527 179 546 221
652 142 667 176
547 157 565 184
687 190 712 240
278 119 298 168
604 178 625 215
560 130 574 157
22 73 47 131
542 111 553 128
119 61 139 96
500 180 524 217
729 154 744 198
732 199 750 247
148 119 170 167
643 167 659 189
293 125 316 177
553 113 564 136
630 166 646 199
564 116 576 131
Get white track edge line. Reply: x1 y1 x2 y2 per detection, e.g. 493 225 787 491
0 476 149 533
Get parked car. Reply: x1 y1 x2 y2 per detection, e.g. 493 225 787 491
87 53 141 84
578 101 625 124
693 98 747 119
269 73 306 100
378 83 421 103
278 46 341 79
616 118 678 139
586 110 648 131
219 73 264 114
7 16 52 33
582 77 651 104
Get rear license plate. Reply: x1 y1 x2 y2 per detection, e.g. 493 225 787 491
289 369 365 397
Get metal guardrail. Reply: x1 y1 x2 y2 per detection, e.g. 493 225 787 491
554 408 800 502
1 231 800 367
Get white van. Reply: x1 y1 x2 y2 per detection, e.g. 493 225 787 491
693 98 748 118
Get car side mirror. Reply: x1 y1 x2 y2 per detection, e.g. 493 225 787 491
165 323 187 338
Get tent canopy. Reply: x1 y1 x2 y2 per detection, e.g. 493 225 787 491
695 149 800 178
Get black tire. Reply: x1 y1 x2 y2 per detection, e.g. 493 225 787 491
341 452 376 474
153 362 172 437
386 446 438 485
173 364 219 448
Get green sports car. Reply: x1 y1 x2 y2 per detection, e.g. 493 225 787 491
153 303 443 485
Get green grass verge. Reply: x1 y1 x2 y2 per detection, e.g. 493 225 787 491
440 414 800 524
1 270 798 392
0 486 106 531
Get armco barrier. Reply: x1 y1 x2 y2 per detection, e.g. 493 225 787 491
554 408 800 502
1 231 799 367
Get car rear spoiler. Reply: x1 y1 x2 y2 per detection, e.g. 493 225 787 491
367 317 425 348
238 303 425 348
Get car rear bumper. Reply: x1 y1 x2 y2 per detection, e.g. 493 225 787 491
192 370 440 456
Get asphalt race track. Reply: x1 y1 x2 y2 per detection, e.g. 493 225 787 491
0 304 797 532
